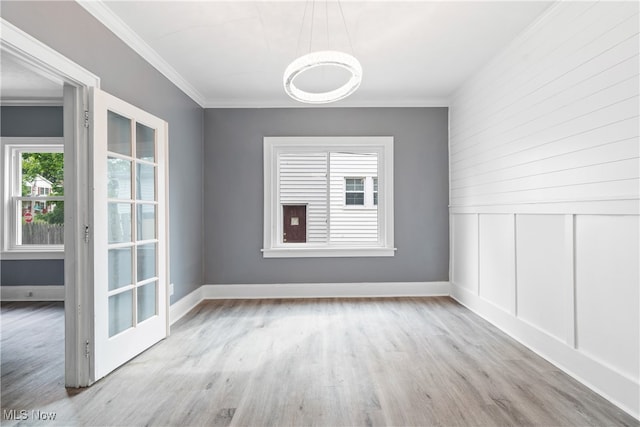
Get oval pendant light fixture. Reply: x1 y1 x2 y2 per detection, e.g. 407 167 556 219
283 50 362 104
284 0 361 104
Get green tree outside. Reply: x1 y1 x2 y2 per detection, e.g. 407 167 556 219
21 152 64 224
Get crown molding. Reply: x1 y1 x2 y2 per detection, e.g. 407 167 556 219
76 0 206 107
203 97 451 109
75 1 451 110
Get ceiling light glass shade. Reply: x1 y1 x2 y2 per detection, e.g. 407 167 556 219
283 50 362 104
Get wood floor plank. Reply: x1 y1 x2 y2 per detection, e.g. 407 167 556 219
1 298 637 426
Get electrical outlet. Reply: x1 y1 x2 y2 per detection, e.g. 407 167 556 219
169 283 174 296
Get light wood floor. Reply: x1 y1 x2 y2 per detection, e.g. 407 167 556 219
1 298 637 426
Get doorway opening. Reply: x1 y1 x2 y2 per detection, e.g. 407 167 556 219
1 18 98 388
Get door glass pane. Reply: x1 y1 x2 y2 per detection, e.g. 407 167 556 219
136 123 155 162
109 247 132 291
109 290 133 337
136 163 155 201
108 203 132 243
137 243 156 282
107 111 132 156
137 204 156 241
108 158 132 199
137 281 157 322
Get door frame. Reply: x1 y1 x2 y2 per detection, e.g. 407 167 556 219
1 18 100 387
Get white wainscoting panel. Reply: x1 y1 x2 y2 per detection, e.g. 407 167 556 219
575 215 640 380
478 214 516 314
451 214 479 294
515 214 569 343
449 1 639 418
451 281 639 420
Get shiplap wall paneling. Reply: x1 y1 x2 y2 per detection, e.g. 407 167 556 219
452 135 639 194
450 2 638 143
575 215 640 381
449 1 639 210
451 214 479 294
515 214 570 343
478 214 516 314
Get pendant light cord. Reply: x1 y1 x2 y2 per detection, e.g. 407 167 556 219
297 0 354 55
337 0 355 55
295 0 311 57
326 0 330 50
309 0 316 53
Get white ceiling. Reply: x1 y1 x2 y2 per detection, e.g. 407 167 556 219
5 1 554 107
95 1 553 107
0 51 64 103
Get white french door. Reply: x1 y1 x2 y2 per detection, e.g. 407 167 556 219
90 87 168 381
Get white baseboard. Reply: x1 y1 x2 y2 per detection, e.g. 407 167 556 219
450 282 639 420
169 286 203 326
1 285 65 301
202 281 450 299
169 281 449 324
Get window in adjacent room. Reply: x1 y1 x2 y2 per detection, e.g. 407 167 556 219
2 138 64 255
263 136 394 258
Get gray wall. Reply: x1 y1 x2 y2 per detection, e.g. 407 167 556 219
204 108 449 284
2 2 204 302
2 260 64 286
1 106 63 137
1 106 65 286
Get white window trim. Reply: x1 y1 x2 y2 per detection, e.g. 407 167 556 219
263 136 395 258
2 137 65 259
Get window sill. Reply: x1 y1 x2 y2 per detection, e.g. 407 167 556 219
1 250 64 260
343 205 377 210
262 247 396 258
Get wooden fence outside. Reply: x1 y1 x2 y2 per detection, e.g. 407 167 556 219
22 223 64 245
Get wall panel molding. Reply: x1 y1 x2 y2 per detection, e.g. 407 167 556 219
564 214 577 348
451 210 639 420
451 282 639 419
450 198 639 215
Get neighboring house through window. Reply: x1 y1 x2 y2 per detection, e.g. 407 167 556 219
263 136 394 258
345 176 377 208
373 177 378 206
345 177 365 206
